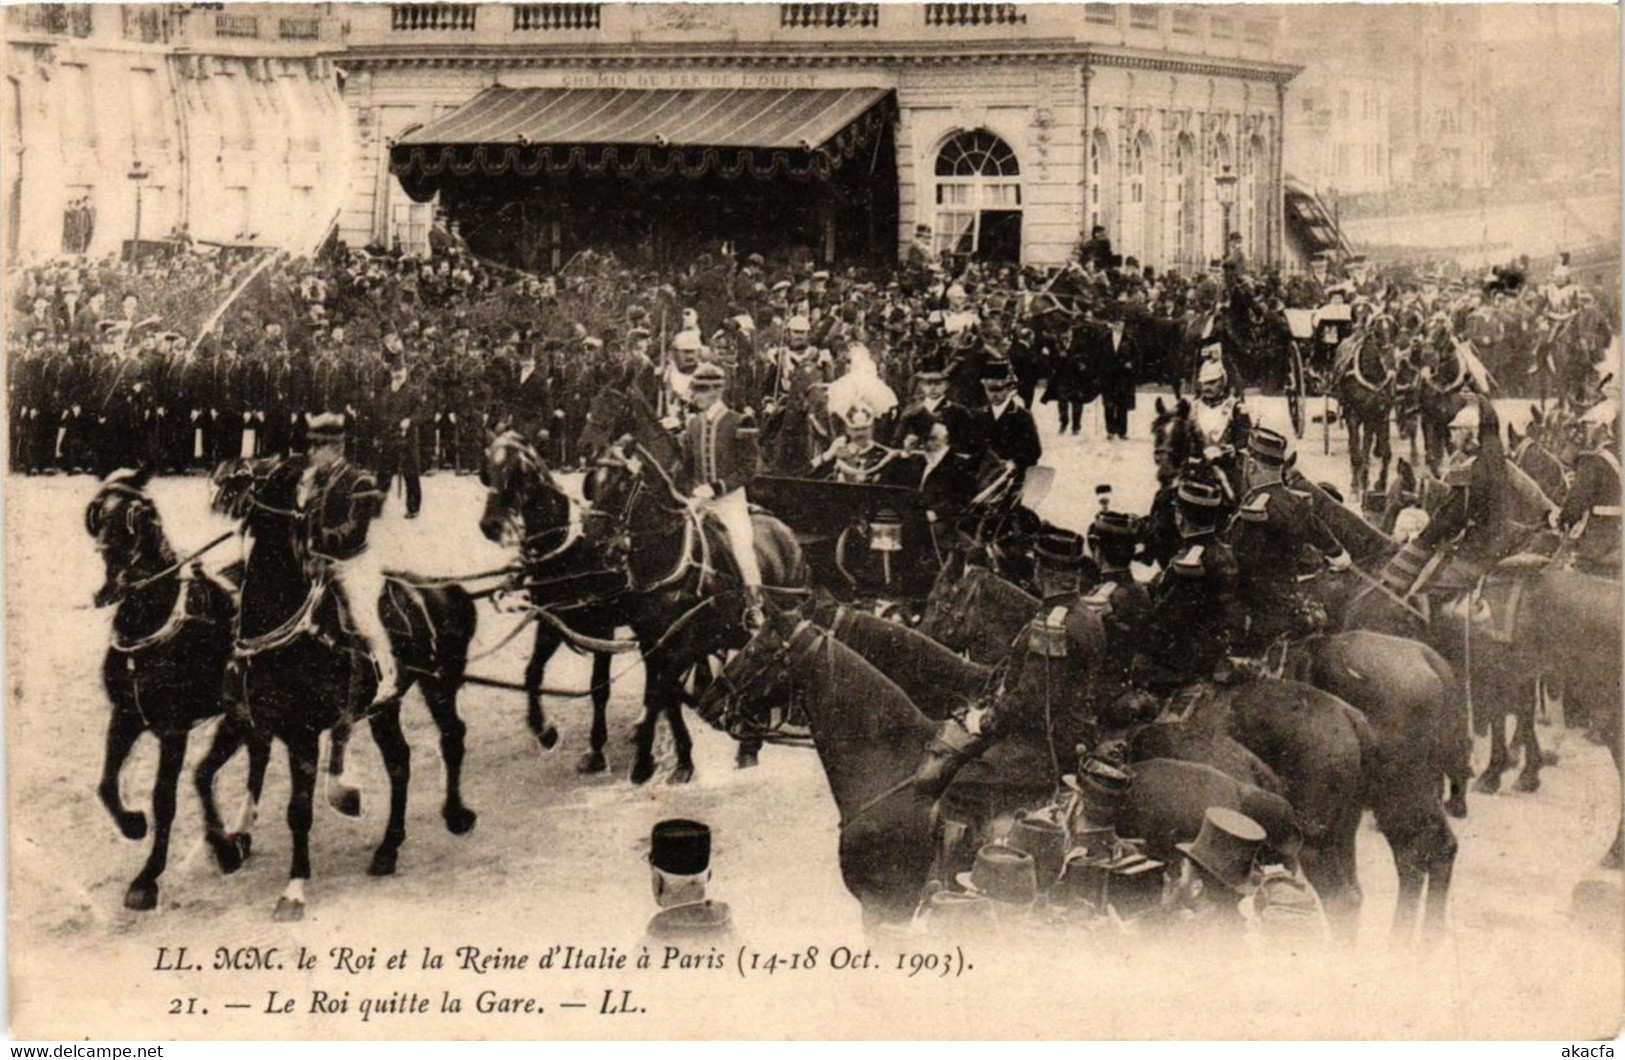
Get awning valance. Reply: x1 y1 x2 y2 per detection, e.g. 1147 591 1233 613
391 86 894 185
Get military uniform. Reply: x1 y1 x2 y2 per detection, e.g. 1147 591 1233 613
1081 511 1154 725
1560 444 1621 575
1136 480 1245 695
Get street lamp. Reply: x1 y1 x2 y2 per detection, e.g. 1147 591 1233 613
1215 163 1239 254
127 159 150 262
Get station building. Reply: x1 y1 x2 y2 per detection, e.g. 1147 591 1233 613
339 3 1298 271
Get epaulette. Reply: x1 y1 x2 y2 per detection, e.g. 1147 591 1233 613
1081 581 1117 616
1286 486 1311 502
1238 493 1270 523
1171 545 1206 576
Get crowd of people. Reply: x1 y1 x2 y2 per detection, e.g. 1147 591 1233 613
7 229 1618 523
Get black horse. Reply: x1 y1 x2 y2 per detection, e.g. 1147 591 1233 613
478 431 625 774
562 389 808 783
85 467 267 912
192 457 479 920
1331 319 1397 496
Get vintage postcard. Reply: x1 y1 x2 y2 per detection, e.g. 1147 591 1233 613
4 0 1621 1042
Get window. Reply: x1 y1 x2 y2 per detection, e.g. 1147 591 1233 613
129 69 166 152
1084 3 1115 25
1128 5 1158 30
1171 9 1198 35
59 64 96 158
226 187 251 241
1087 129 1113 235
1210 14 1233 39
933 129 1022 260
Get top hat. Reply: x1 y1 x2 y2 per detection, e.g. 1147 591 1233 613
650 819 711 876
306 411 347 443
1176 807 1265 894
914 353 949 380
1034 528 1087 569
956 843 1039 905
979 358 1015 384
1247 426 1290 465
1007 814 1068 885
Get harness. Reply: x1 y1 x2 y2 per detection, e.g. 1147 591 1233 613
110 565 203 655
233 580 328 658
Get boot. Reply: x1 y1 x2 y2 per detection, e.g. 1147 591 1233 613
912 716 990 798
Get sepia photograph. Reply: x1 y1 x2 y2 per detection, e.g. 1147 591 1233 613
2 0 1621 1042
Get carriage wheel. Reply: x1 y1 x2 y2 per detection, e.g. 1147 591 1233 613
1287 342 1307 439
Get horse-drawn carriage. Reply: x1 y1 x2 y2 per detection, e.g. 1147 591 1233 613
1283 301 1354 443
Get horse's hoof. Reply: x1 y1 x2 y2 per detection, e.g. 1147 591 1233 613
444 806 478 836
1474 773 1502 795
272 897 305 922
210 833 249 874
329 785 362 819
668 765 694 785
576 752 608 775
1514 771 1541 794
736 750 760 771
629 757 656 786
1542 750 1561 767
368 848 399 877
1445 794 1468 819
536 725 560 753
124 880 158 912
117 812 148 842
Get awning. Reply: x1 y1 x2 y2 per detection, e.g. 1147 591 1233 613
391 86 894 186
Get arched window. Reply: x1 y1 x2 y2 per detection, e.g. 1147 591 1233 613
934 129 1022 262
1247 134 1269 262
1173 133 1197 268
1124 131 1158 267
1088 129 1115 239
1210 131 1234 261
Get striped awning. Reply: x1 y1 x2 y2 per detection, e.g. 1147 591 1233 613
391 86 894 185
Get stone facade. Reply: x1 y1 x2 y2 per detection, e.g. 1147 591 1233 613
3 3 351 263
338 3 1297 269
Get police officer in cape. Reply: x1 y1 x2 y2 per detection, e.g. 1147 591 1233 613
642 819 732 942
912 528 1105 799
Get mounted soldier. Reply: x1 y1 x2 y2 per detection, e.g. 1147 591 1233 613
1190 358 1250 502
296 413 395 707
1132 477 1246 704
913 528 1105 797
681 361 766 628
1228 427 1352 657
1081 509 1155 729
1559 400 1621 577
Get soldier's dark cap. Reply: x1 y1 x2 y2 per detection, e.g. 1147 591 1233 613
307 412 346 442
1090 510 1138 540
1176 478 1226 509
1248 427 1289 464
1035 528 1087 569
650 819 711 876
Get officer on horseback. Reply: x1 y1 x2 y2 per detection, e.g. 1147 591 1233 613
913 528 1104 797
298 412 395 705
1191 359 1250 503
1081 510 1155 728
682 361 766 628
1229 427 1351 655
1133 478 1246 703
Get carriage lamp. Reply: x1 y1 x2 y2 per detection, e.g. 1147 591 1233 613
868 509 904 587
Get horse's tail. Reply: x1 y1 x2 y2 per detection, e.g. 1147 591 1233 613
1420 641 1474 799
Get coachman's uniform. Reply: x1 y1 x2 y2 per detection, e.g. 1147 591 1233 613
298 415 395 703
681 363 764 595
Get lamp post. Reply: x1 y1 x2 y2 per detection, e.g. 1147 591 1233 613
1215 163 1239 257
127 159 150 262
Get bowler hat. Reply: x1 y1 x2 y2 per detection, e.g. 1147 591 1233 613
956 843 1038 905
650 819 711 876
1176 807 1265 894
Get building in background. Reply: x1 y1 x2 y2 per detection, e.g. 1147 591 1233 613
1278 4 1489 195
3 2 351 264
338 2 1296 271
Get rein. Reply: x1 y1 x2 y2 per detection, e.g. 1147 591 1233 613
119 531 234 597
